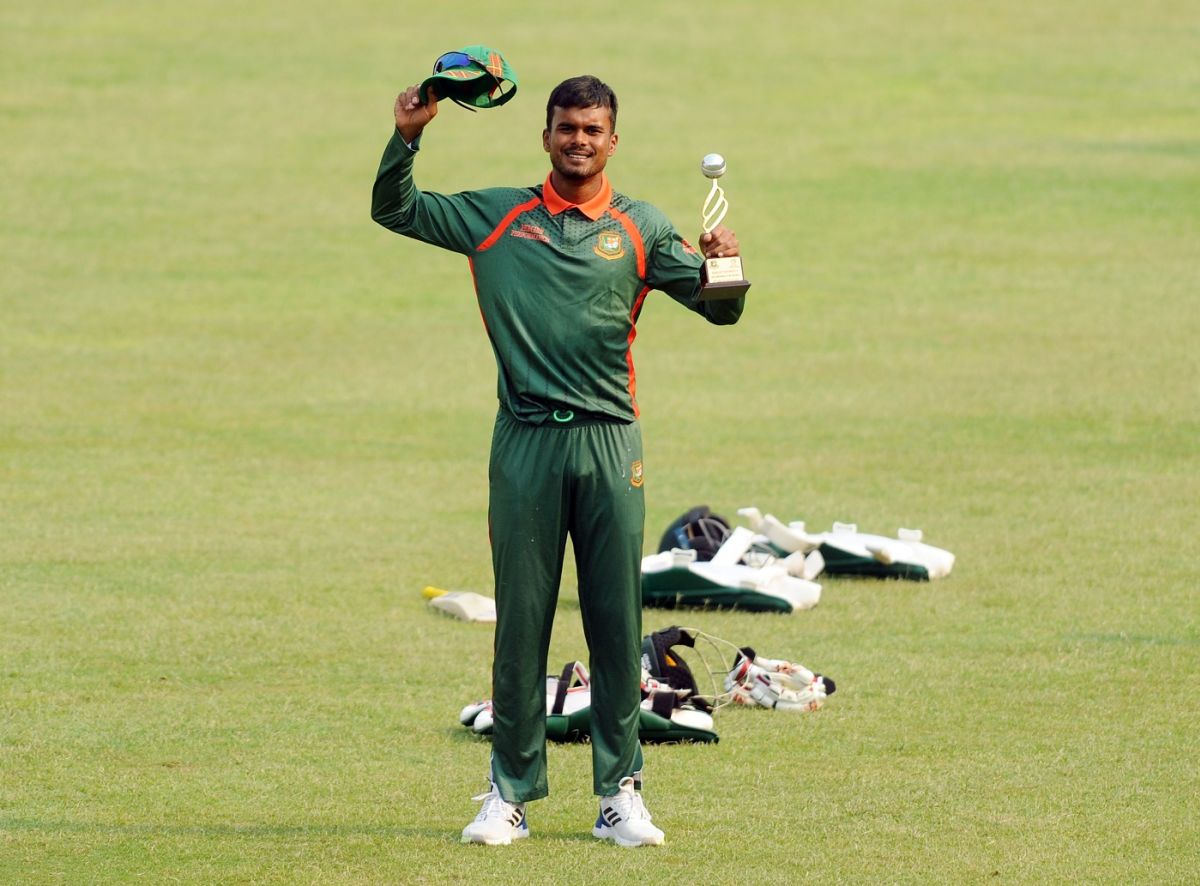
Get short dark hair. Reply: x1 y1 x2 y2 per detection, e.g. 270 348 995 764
545 75 618 131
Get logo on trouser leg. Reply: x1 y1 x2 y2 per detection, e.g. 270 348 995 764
630 460 644 488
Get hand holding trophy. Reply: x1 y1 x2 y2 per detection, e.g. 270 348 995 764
698 153 751 300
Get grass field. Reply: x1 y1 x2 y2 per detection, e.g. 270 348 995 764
3 1 1198 882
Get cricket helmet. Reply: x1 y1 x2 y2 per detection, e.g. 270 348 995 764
641 626 705 703
657 505 731 561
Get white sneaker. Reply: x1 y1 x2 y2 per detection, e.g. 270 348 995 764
593 777 664 847
461 781 528 845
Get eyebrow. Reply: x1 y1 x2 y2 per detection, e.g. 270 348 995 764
557 121 608 132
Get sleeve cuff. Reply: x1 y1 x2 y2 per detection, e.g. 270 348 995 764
393 127 422 152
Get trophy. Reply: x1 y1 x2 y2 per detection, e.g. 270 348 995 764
698 152 750 300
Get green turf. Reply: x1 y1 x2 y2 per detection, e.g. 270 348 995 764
3 1 1198 882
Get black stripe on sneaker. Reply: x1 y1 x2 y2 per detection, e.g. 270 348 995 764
602 808 622 826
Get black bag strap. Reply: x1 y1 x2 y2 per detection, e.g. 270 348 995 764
648 690 678 719
551 661 583 715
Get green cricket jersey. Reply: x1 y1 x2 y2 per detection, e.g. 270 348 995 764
371 130 744 424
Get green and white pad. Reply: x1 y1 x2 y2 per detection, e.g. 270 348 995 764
641 529 822 613
459 660 718 744
738 508 955 581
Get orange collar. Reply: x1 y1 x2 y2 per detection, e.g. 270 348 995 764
542 173 612 220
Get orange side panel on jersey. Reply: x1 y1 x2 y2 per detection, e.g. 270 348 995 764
606 206 647 280
625 285 651 417
608 207 649 415
475 197 542 252
467 257 489 331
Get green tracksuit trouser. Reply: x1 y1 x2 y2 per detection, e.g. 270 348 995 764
488 410 646 801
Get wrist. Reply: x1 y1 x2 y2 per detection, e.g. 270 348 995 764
396 124 423 149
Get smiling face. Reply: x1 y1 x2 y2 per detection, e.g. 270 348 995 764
542 104 618 184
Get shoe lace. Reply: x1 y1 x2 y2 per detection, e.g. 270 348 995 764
608 779 653 822
472 785 518 822
629 791 653 822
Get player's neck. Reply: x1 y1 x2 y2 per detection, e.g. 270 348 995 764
549 170 604 206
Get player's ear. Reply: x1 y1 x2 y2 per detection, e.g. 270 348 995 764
608 132 618 157
542 129 551 153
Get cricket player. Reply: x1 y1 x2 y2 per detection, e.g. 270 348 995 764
372 73 744 847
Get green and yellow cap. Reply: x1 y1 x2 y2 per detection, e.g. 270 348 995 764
419 45 518 111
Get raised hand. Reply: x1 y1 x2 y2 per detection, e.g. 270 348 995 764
394 84 438 144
